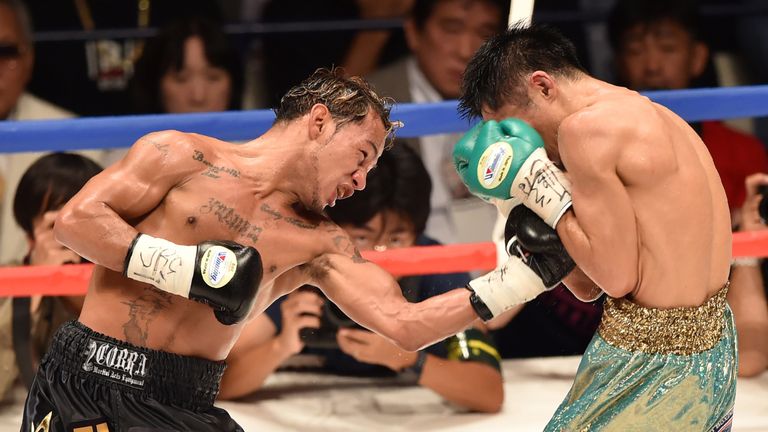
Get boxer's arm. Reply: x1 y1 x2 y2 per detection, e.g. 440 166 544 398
55 131 196 271
562 265 604 302
556 111 639 298
306 238 476 351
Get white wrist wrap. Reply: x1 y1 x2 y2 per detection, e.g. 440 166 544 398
468 255 548 317
125 234 197 298
511 147 573 228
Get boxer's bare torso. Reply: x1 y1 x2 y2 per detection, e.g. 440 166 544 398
556 80 731 308
485 75 730 309
58 111 393 360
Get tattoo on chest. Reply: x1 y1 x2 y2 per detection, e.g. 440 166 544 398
260 203 318 229
199 198 262 243
192 150 241 179
121 288 174 345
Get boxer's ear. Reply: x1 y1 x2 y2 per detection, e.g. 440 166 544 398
529 71 556 101
308 103 332 140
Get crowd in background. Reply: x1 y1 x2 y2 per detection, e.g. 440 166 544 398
0 0 767 408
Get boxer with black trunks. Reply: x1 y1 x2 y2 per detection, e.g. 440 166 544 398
21 68 560 431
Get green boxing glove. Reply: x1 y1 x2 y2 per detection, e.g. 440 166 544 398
453 118 572 228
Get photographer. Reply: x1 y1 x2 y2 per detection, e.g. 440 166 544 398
728 173 768 377
220 144 504 413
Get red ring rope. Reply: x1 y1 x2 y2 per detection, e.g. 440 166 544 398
1 231 766 297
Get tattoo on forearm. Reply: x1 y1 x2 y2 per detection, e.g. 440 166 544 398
121 288 174 345
260 203 318 229
192 150 241 179
199 197 262 243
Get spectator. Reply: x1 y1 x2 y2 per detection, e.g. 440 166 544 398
24 0 223 116
729 173 768 377
220 144 504 413
257 0 411 108
0 152 102 403
0 0 118 265
607 0 768 219
366 0 508 245
129 17 243 114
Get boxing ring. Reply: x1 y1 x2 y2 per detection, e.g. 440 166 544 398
1 86 768 431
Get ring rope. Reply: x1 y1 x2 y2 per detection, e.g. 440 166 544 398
3 86 768 153
1 230 766 297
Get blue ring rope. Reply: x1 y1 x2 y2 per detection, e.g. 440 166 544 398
1 85 767 153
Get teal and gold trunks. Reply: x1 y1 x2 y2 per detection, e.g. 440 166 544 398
546 284 737 432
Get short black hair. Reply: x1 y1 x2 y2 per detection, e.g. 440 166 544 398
13 153 102 239
459 22 586 119
607 0 702 52
130 17 243 113
409 0 509 31
326 143 432 236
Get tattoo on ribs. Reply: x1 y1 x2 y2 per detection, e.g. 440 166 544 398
121 288 174 345
199 198 262 243
192 150 241 179
260 203 318 229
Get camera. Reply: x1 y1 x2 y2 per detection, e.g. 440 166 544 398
759 185 768 224
298 287 360 349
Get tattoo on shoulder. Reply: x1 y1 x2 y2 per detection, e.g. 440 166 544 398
260 203 318 229
141 136 170 156
121 288 174 345
192 149 241 179
333 235 368 264
199 197 262 243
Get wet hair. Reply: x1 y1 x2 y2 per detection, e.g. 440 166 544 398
607 0 701 53
409 0 509 31
275 67 397 146
459 22 586 119
13 153 103 239
326 143 432 236
0 0 32 43
130 17 243 113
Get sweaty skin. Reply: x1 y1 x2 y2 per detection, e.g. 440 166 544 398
485 73 731 309
56 107 477 361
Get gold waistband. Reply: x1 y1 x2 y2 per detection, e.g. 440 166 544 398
598 282 729 355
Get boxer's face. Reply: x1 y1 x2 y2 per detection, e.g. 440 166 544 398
615 19 707 91
160 36 232 113
0 4 32 120
405 0 501 99
312 110 386 211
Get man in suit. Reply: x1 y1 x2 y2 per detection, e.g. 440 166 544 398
366 0 507 244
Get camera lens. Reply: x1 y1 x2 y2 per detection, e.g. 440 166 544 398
759 185 768 223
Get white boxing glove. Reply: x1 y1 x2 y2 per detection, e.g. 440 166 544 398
466 255 549 321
